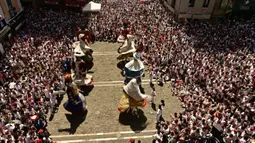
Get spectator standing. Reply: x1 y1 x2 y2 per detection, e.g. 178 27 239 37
156 105 164 123
129 138 135 143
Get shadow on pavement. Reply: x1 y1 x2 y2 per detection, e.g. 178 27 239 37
87 71 94 74
79 85 94 96
118 108 148 133
58 110 88 134
49 114 55 121
151 103 157 111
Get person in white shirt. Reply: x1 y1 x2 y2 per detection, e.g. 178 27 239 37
153 130 163 142
49 89 55 116
156 105 164 123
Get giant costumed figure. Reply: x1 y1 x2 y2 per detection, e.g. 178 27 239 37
71 33 94 86
60 33 94 114
118 78 155 113
63 74 88 114
123 52 144 85
118 52 154 113
117 34 137 60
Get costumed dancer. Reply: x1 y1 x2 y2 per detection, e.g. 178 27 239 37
71 33 94 86
118 52 153 113
63 74 87 114
117 34 137 60
123 52 144 86
118 78 154 114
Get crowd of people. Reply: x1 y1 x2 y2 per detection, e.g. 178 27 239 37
0 8 91 142
0 0 254 142
88 0 255 143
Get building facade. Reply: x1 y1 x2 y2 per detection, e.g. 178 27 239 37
64 0 86 7
211 0 255 21
0 0 25 41
0 0 23 22
21 0 43 8
232 0 254 19
166 0 216 19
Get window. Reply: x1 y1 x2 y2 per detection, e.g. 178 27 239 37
188 0 195 7
0 6 5 19
5 0 16 18
171 0 176 8
244 0 250 5
203 0 210 7
5 0 12 7
240 0 250 10
220 0 233 10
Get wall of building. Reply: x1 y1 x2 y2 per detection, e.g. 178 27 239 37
21 0 44 8
12 0 21 12
0 1 11 20
164 0 254 21
233 0 254 11
167 0 216 19
179 0 215 14
211 0 255 20
0 5 5 19
0 0 23 22
211 0 228 19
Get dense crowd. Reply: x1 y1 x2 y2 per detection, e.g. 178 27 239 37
0 8 90 142
88 0 255 143
0 0 254 142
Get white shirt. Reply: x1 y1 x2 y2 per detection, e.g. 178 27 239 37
153 133 162 141
5 123 15 132
156 109 163 122
44 89 49 98
9 82 16 89
157 109 162 116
